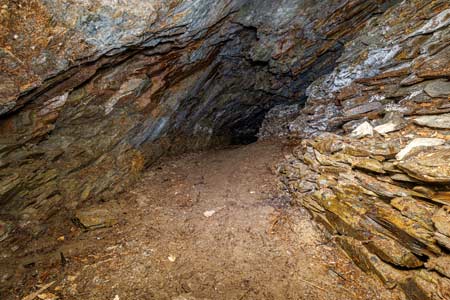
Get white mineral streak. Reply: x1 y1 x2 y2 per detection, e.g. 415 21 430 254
39 93 69 116
396 138 446 161
384 103 409 113
350 121 373 139
407 9 450 38
307 45 401 99
104 78 145 115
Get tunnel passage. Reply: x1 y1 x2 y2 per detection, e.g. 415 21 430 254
2 0 450 299
0 0 402 224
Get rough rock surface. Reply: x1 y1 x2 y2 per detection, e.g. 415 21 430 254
261 0 450 138
278 128 450 298
273 0 450 298
0 0 398 227
2 0 450 297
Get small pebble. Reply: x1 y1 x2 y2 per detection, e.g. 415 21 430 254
168 255 177 262
203 210 216 217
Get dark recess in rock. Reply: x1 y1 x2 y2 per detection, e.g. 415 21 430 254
1 0 401 225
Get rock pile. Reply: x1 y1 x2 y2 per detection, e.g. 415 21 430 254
278 121 450 298
274 1 450 298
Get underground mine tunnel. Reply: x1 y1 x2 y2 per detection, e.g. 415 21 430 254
1 0 450 299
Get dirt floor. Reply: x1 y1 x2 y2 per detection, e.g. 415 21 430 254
1 141 406 300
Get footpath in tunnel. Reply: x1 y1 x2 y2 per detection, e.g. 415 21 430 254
4 142 405 300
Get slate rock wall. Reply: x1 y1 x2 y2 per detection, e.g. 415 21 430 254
0 0 395 229
274 1 450 298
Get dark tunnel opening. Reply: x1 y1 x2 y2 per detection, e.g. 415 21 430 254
228 108 270 145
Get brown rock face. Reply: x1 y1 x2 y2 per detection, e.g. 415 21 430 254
273 0 450 298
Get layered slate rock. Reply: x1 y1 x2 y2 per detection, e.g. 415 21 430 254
273 0 450 297
278 128 450 298
0 0 397 229
261 0 450 138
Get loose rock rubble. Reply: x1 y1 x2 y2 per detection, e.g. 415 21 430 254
278 122 450 298
269 1 450 298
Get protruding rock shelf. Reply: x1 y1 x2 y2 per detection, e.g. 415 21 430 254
272 0 450 298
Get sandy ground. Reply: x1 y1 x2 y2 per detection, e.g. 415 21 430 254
1 141 406 300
